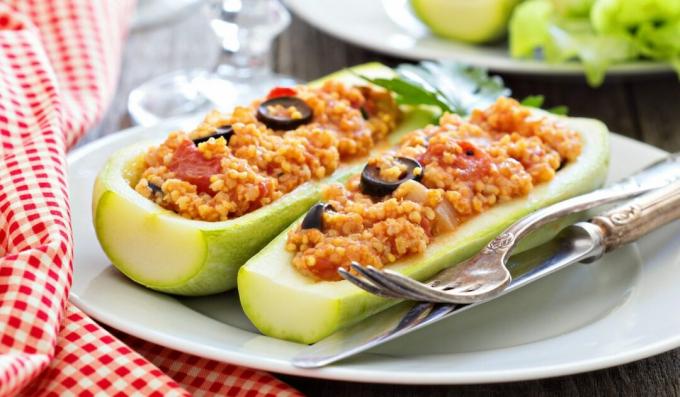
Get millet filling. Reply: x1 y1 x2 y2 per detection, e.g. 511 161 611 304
286 97 582 281
133 81 399 221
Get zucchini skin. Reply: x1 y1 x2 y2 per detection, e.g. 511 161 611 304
238 116 610 344
92 63 435 296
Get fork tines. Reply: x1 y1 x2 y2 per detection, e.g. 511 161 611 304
340 261 509 304
340 262 443 302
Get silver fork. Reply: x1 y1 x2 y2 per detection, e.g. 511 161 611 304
340 152 680 304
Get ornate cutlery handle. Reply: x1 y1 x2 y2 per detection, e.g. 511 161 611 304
481 183 656 259
591 181 680 251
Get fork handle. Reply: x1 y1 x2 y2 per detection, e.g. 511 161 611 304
591 181 680 252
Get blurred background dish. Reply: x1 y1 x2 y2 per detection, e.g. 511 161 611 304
410 0 521 44
284 0 673 77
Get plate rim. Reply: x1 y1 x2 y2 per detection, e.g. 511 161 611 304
69 122 680 384
283 0 673 75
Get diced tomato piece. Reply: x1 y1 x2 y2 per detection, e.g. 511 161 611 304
306 257 343 281
258 180 270 197
420 139 492 181
168 140 222 194
455 140 492 180
267 86 297 99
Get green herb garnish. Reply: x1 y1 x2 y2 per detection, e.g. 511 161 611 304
521 94 570 115
358 76 454 113
357 62 509 120
357 62 569 119
546 105 569 115
520 95 546 108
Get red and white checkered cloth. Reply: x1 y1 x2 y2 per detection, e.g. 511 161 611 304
0 1 301 396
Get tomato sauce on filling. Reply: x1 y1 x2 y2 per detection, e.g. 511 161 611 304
267 86 297 99
167 141 222 194
286 97 583 281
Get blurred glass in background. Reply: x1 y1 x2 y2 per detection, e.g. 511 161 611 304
128 0 297 126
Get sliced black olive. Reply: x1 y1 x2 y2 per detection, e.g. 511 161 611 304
256 96 313 130
360 156 423 197
301 202 335 230
360 106 370 120
148 182 162 195
192 125 234 145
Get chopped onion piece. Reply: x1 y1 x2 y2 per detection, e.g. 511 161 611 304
434 200 457 234
400 180 428 203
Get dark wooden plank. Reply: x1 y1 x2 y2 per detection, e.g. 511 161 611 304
629 79 680 152
276 15 402 81
80 7 680 397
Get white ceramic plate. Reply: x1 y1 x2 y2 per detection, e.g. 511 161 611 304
132 0 204 31
285 0 672 76
69 120 680 384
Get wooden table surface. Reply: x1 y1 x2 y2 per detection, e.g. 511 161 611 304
86 8 680 397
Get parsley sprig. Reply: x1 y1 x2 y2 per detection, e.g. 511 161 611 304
520 95 569 115
357 62 508 119
356 62 568 118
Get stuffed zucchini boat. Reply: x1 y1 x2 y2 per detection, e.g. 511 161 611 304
92 63 435 296
238 97 610 344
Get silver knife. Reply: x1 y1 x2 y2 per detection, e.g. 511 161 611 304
293 153 680 368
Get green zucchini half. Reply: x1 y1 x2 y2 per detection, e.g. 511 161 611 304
237 116 610 344
92 63 435 296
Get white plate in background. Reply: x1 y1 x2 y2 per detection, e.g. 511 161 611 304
285 0 672 76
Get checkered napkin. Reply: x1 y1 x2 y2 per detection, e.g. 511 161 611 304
0 1 301 396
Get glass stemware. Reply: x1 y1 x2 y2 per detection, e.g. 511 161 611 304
128 0 297 126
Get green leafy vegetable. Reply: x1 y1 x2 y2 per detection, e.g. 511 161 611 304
591 0 680 34
510 0 554 59
509 0 680 87
552 0 596 17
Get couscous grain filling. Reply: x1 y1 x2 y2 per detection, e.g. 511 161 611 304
134 81 399 221
287 97 583 281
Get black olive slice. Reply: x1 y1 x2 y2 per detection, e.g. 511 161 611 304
301 202 335 230
360 106 370 120
256 96 313 130
360 156 423 197
148 182 162 195
192 125 234 145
